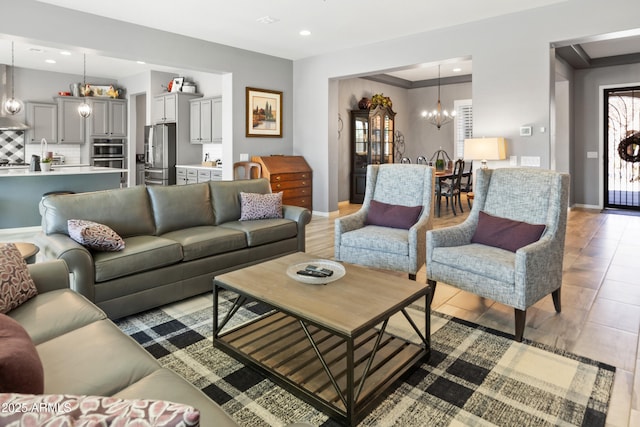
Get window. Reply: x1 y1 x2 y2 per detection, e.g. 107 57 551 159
454 99 473 158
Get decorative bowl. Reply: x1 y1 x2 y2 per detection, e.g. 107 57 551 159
286 259 345 285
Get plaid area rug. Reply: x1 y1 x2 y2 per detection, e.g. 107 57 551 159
115 291 615 427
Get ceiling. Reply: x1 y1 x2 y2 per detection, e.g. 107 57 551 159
0 1 637 84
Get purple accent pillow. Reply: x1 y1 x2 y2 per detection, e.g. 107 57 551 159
240 192 283 221
0 243 38 314
471 211 546 252
0 314 44 394
68 219 125 251
0 394 200 426
365 200 423 230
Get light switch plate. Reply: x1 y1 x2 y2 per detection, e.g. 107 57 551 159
240 153 249 161
520 126 532 137
521 156 541 167
510 156 518 166
587 151 598 159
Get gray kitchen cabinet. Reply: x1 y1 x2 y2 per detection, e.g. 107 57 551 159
154 92 202 125
91 98 127 137
190 96 222 144
176 167 197 185
56 97 86 144
25 102 58 144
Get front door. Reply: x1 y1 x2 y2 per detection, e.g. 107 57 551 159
605 86 640 210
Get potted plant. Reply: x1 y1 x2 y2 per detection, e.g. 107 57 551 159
435 158 445 171
40 156 52 172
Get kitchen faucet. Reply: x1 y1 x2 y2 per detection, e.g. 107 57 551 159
41 138 48 159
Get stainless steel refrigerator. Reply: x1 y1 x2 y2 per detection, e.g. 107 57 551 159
144 124 176 186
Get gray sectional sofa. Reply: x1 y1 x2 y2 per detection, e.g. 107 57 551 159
6 259 238 425
38 179 311 319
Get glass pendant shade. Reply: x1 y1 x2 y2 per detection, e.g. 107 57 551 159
4 98 22 115
78 102 92 118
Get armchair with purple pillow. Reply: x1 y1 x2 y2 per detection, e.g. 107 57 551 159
335 164 435 280
426 168 570 341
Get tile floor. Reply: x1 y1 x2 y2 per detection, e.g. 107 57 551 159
1 198 637 426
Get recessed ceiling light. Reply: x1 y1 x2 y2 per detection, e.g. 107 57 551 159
256 15 279 24
136 60 146 64
453 67 462 72
29 47 45 53
60 51 71 56
45 59 56 64
299 30 311 36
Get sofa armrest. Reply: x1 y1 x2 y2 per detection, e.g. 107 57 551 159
282 204 312 252
27 259 70 294
39 233 96 302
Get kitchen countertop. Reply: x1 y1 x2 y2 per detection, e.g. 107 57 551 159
175 164 223 171
0 166 127 178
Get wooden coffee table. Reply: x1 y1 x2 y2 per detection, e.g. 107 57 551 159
213 252 431 426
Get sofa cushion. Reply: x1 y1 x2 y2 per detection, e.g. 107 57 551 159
0 393 200 426
0 243 38 314
161 226 247 262
471 211 546 252
147 183 214 235
365 200 423 230
93 235 183 283
7 289 106 346
40 186 155 238
0 314 44 394
219 218 297 247
240 191 283 221
37 319 160 396
68 219 126 251
209 179 272 225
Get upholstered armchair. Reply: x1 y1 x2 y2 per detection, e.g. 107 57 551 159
335 164 435 280
426 168 570 341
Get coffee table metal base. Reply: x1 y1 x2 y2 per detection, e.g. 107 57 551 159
213 284 430 426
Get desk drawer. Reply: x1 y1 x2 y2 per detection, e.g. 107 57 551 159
271 179 310 191
280 187 311 199
270 172 310 182
284 195 312 210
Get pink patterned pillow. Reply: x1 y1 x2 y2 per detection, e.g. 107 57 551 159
68 220 125 251
0 243 38 314
0 394 200 426
239 192 283 221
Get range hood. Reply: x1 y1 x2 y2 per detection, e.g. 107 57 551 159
0 116 29 131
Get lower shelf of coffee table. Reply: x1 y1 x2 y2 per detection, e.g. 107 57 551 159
216 311 426 418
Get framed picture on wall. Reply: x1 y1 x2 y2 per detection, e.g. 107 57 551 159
246 87 282 137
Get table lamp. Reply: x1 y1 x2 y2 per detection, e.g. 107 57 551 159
464 137 507 169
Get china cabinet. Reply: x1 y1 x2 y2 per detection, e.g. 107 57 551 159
349 105 395 203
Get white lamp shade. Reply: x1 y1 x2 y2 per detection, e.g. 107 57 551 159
464 137 507 161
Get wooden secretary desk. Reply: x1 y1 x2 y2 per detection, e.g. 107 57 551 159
349 105 395 203
251 155 312 211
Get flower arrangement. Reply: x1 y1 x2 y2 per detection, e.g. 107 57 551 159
370 93 392 108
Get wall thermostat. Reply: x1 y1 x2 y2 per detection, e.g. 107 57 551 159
520 126 532 137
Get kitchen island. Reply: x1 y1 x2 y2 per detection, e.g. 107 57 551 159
0 166 127 229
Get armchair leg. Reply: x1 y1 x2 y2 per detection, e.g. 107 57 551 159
514 309 526 342
427 280 437 306
409 273 416 281
552 288 561 313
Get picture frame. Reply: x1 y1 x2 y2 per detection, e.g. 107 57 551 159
246 87 282 137
171 77 184 93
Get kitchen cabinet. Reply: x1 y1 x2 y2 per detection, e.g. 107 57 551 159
56 97 86 144
25 102 57 143
176 167 198 185
90 98 127 137
153 92 201 124
252 155 312 210
177 165 222 184
189 96 222 144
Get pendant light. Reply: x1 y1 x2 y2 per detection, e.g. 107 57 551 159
78 54 92 118
422 65 455 130
4 41 22 115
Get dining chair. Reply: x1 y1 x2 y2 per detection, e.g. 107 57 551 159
233 161 262 180
335 164 435 280
460 160 473 208
436 159 464 216
427 168 570 341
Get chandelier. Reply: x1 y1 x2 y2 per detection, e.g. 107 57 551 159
422 65 455 130
4 41 22 115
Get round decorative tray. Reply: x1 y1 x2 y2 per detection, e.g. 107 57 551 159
286 259 346 285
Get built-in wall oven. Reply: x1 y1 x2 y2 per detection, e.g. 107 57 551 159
91 138 127 185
